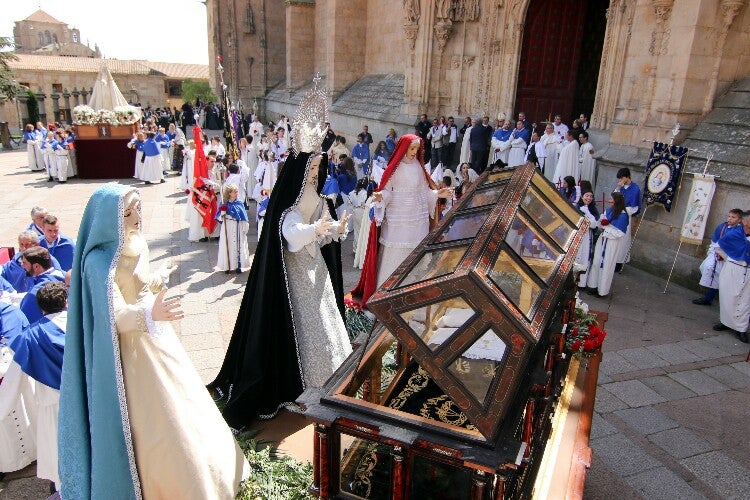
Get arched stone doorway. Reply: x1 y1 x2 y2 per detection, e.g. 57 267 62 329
513 0 608 125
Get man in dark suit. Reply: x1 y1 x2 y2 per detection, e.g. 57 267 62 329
415 114 432 164
469 116 493 173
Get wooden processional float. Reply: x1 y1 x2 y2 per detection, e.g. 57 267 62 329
298 163 605 499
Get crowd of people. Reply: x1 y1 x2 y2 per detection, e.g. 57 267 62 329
2 100 749 498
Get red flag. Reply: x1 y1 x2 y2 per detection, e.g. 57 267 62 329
191 125 218 234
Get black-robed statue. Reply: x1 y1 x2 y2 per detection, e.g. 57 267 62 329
209 78 351 427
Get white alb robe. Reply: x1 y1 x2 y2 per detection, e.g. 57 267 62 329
216 215 251 272
553 140 580 185
587 215 626 296
460 127 473 164
575 206 598 288
540 132 560 182
579 142 596 184
491 134 511 164
718 254 750 333
699 241 725 289
0 359 37 474
508 135 528 167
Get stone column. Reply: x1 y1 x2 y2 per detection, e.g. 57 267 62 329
36 89 47 124
17 92 29 126
62 89 72 123
71 87 80 107
51 91 61 123
80 87 88 105
326 0 367 99
285 0 316 89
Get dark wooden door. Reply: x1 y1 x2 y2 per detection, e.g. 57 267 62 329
514 0 594 127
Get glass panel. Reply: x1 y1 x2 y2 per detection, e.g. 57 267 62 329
464 184 505 210
521 187 576 250
340 433 393 500
344 328 401 405
436 209 491 243
398 297 476 352
530 172 583 225
480 170 514 186
447 329 506 404
489 251 543 319
504 215 560 282
396 245 468 288
410 454 471 500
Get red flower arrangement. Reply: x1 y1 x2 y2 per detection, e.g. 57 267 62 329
566 304 607 358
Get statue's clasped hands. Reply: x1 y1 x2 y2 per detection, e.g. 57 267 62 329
315 210 350 237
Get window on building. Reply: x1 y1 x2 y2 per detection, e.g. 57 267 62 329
53 34 58 44
52 83 63 93
38 33 44 47
164 80 182 97
44 31 51 45
71 32 79 43
19 82 30 90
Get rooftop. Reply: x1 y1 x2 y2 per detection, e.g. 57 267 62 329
22 9 65 24
8 53 209 80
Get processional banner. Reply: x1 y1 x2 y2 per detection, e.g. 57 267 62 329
679 174 716 245
643 142 689 212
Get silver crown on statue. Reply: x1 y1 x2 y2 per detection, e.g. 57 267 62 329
292 74 329 154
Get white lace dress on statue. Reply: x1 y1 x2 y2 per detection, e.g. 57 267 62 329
281 201 353 388
373 158 438 286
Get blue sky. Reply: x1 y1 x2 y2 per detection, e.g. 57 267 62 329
2 1 209 65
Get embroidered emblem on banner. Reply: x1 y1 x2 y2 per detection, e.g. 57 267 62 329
643 142 689 212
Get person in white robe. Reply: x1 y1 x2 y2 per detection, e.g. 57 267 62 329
128 132 146 180
575 191 599 288
578 131 596 185
215 185 251 273
714 212 750 342
23 124 44 172
586 193 629 297
349 179 370 255
508 121 530 167
525 132 547 172
460 124 473 164
40 132 55 181
553 115 569 143
0 303 36 478
491 120 513 165
553 130 580 185
51 131 71 183
180 140 196 192
139 132 165 184
540 123 561 183
262 152 280 194
693 210 743 305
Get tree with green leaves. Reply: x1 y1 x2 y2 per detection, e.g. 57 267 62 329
26 89 39 126
181 79 217 105
0 37 22 102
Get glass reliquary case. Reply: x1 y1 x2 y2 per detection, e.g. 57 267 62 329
299 164 591 499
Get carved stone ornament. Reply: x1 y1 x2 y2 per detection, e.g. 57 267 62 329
404 0 420 23
452 0 481 22
403 21 420 50
721 0 746 26
434 20 453 53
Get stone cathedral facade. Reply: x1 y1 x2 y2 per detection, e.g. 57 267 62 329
206 0 749 287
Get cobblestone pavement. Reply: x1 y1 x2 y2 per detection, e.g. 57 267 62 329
0 149 748 499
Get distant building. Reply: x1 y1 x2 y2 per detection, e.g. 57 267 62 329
13 9 100 58
3 54 209 125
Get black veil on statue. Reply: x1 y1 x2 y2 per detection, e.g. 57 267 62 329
209 134 341 427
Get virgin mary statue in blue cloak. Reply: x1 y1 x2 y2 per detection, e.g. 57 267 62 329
58 183 249 499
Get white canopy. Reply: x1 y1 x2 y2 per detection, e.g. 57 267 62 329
88 64 129 110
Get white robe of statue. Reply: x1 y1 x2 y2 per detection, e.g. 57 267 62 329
553 140 580 185
373 159 438 286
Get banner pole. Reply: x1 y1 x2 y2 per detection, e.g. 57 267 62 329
622 204 648 271
664 239 683 294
